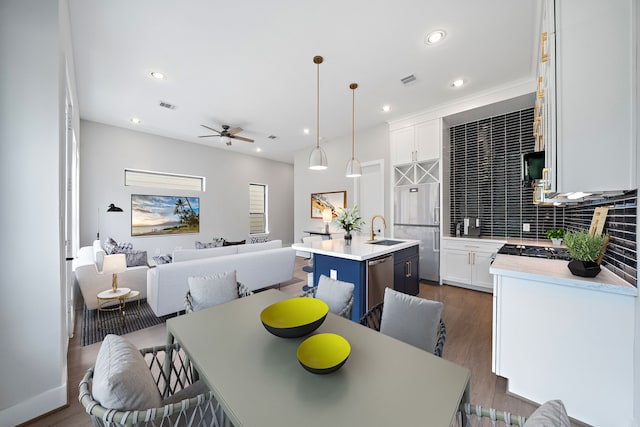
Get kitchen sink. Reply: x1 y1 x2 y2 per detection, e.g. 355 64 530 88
366 239 404 246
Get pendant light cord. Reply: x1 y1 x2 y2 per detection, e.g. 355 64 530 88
314 56 323 150
350 83 357 160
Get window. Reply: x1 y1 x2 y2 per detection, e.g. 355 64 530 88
125 169 205 191
249 183 267 234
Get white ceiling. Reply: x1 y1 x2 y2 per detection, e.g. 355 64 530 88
68 0 539 164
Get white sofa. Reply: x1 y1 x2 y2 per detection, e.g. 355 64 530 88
172 240 283 262
147 245 296 316
75 240 149 310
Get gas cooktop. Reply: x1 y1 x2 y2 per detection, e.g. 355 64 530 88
497 244 571 261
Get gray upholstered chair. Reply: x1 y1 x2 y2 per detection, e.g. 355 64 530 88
359 287 446 356
185 279 253 313
79 334 224 426
301 274 354 319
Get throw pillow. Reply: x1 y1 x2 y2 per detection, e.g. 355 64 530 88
152 254 173 264
188 270 238 311
249 235 269 244
103 237 119 255
195 241 216 249
315 275 354 315
380 287 443 353
523 400 570 427
222 239 245 246
124 249 147 267
117 241 133 251
92 334 162 411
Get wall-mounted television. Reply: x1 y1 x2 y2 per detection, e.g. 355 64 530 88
131 194 200 236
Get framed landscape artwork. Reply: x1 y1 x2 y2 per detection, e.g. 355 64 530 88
131 194 200 236
310 191 346 218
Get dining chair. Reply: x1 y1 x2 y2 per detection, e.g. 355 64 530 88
301 274 354 319
79 334 225 426
184 270 253 313
454 399 570 427
359 287 446 356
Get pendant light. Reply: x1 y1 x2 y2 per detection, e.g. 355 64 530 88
309 55 328 170
345 83 362 178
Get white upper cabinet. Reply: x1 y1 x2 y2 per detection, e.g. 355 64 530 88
543 0 635 193
390 119 441 165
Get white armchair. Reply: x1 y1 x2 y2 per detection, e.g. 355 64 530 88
75 241 149 310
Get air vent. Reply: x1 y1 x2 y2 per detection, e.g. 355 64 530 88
401 74 417 85
268 135 277 139
158 101 176 110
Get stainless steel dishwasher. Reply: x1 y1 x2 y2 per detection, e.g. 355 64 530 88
367 255 394 310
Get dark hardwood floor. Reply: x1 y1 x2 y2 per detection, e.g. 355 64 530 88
23 257 582 426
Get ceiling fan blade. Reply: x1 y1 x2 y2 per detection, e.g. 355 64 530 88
198 135 221 138
232 136 254 143
227 127 242 135
200 124 222 134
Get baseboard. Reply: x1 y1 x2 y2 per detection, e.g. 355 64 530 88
0 383 67 427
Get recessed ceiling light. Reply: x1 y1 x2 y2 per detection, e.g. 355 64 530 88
382 105 391 113
303 128 310 135
425 30 446 45
150 71 165 80
130 117 141 124
451 79 465 87
256 148 262 153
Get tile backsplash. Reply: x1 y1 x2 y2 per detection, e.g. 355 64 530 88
448 108 637 286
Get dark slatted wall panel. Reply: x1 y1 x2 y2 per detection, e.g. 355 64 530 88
449 107 637 287
564 191 637 286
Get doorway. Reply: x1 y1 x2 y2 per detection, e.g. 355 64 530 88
354 160 385 237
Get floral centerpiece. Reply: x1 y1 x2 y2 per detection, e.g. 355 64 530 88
334 205 365 240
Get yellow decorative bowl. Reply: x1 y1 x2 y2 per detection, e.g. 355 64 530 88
260 298 329 338
297 333 351 375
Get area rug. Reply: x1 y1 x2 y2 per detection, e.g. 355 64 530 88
81 299 176 346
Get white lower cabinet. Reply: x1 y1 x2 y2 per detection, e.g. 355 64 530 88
441 238 505 292
492 274 635 426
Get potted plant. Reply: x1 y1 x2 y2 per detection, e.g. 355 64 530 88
563 230 607 277
334 205 365 241
545 228 565 246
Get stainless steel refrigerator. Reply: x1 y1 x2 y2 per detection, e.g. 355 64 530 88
394 183 440 282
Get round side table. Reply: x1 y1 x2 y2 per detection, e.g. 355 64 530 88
97 287 131 330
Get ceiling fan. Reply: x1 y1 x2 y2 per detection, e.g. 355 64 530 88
198 124 254 145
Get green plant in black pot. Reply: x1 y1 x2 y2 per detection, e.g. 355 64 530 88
545 228 564 245
563 230 607 277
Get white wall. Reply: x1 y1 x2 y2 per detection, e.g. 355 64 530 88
0 0 75 424
79 121 294 255
293 124 390 244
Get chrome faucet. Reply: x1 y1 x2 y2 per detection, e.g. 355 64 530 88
370 215 387 241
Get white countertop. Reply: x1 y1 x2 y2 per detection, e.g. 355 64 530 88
490 254 637 297
291 236 420 261
444 235 568 248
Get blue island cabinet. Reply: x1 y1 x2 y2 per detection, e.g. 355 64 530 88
313 254 367 322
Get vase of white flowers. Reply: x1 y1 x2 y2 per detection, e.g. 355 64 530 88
335 205 365 241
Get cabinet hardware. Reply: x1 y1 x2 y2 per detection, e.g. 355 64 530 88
542 168 551 193
541 32 549 63
405 260 412 278
537 76 544 98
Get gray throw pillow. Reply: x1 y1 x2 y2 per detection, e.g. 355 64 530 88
188 270 238 311
380 287 443 352
124 249 147 267
92 334 161 411
524 400 570 427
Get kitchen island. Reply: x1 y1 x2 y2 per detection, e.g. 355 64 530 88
292 236 420 321
490 254 637 426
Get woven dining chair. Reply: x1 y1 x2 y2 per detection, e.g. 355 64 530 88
300 274 355 319
185 281 253 313
359 300 447 357
79 341 225 426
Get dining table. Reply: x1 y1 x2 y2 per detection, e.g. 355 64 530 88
165 289 470 427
